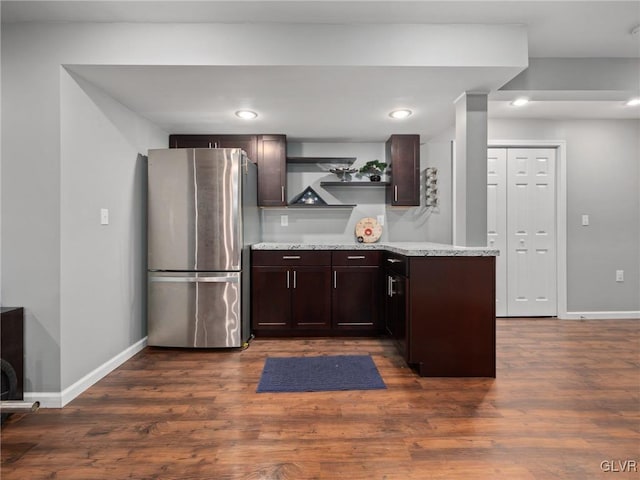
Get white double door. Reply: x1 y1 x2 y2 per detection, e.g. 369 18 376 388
488 148 557 317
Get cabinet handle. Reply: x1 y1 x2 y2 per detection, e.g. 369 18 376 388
293 270 297 289
388 276 396 297
208 142 212 149
282 255 301 260
387 258 401 263
281 186 285 203
286 270 290 289
347 255 366 260
333 270 337 289
394 185 398 202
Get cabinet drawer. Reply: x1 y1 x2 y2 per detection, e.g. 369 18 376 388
384 252 409 276
332 250 381 266
253 250 331 266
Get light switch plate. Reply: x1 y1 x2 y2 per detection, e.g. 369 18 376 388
377 215 385 226
581 214 589 226
100 208 109 225
280 215 288 227
616 270 624 282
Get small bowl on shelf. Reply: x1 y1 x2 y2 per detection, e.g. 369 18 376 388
329 167 358 182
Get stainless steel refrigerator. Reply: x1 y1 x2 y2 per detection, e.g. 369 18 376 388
147 148 259 348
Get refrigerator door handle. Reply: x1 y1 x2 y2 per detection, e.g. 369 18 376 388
149 275 239 283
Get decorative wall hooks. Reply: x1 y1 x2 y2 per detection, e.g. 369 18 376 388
425 167 438 207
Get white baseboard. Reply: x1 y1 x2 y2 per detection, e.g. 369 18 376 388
23 391 64 409
24 337 147 409
561 311 640 320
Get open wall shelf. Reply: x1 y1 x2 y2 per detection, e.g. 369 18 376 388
287 157 357 165
261 204 356 209
320 181 390 187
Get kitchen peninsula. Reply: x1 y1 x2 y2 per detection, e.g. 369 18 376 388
252 242 498 377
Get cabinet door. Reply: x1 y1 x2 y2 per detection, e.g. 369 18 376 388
169 134 213 148
392 274 408 361
217 135 258 164
252 266 292 330
257 134 287 206
384 272 396 336
291 266 331 329
386 134 420 206
384 271 408 359
332 266 380 330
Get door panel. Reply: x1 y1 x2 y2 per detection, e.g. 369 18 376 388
487 148 507 316
506 148 557 316
291 267 331 329
489 147 557 317
257 135 287 206
252 267 291 329
148 272 241 347
332 267 379 328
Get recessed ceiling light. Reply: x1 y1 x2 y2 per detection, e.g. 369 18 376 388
625 98 640 107
510 98 529 107
235 110 258 120
389 109 412 119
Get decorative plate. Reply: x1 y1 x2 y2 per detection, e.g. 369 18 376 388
355 217 382 243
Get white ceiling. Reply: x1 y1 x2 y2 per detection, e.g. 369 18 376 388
3 1 640 58
67 64 524 142
5 1 640 141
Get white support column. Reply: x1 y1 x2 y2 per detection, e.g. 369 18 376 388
453 92 488 247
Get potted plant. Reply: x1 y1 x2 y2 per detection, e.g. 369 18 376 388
358 160 388 182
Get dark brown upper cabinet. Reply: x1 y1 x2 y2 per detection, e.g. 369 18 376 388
386 134 420 206
257 134 287 207
168 134 258 164
169 133 287 206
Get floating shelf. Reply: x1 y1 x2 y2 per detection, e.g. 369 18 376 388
287 204 356 208
287 156 357 165
320 181 390 187
260 204 356 209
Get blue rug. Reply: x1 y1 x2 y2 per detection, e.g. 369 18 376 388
256 355 386 393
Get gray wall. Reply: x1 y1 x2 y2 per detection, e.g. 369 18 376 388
2 25 63 391
60 71 166 389
1 24 167 392
262 141 441 243
423 119 640 313
488 119 640 312
421 127 455 244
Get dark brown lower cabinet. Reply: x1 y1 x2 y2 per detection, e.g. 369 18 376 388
252 249 496 377
252 267 292 330
252 251 331 334
332 266 380 331
290 267 331 330
408 256 496 377
1 307 24 401
385 268 408 359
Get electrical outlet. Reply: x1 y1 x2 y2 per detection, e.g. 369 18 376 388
100 208 109 225
280 215 288 227
581 214 589 226
377 214 385 226
616 270 624 282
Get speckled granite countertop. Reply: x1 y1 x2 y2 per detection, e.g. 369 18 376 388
252 242 498 257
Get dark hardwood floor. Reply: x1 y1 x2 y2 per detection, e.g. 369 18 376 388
1 319 638 479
